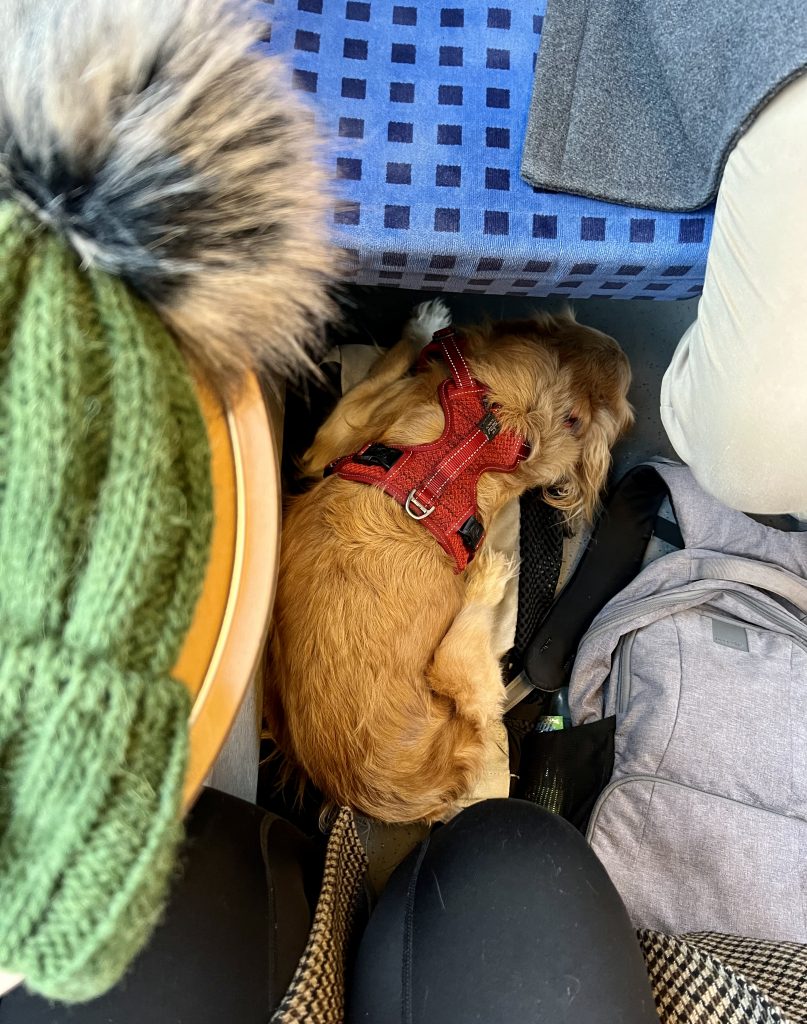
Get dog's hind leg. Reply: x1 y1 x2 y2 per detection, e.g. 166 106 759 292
425 550 514 728
301 300 452 475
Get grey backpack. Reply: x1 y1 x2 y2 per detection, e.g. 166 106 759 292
569 461 807 943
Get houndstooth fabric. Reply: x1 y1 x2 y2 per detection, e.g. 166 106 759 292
683 934 807 1024
639 930 798 1024
272 808 368 1024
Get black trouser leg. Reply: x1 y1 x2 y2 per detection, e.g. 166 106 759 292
0 789 319 1023
348 799 657 1024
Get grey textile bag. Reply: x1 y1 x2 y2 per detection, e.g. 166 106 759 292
521 0 807 210
570 461 807 942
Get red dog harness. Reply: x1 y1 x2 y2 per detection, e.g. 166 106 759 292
326 327 530 572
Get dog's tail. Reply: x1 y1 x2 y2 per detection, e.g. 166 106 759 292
0 0 338 395
343 697 491 826
268 688 489 826
400 702 492 824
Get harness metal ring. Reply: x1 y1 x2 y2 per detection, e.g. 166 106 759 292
405 489 435 520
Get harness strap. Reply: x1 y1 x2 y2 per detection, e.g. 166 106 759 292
435 327 475 390
329 326 530 571
406 328 497 518
406 387 499 518
420 326 476 390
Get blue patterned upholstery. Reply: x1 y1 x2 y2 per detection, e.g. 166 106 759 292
264 0 713 299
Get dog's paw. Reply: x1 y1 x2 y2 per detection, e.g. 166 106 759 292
298 436 331 478
466 549 518 608
406 299 452 347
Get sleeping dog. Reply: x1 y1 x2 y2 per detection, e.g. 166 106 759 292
266 302 632 823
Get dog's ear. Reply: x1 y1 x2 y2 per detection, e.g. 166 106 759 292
543 329 634 521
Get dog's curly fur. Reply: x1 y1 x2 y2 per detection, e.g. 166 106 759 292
265 303 634 824
0 0 338 393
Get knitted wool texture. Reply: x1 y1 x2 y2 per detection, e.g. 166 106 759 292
0 205 212 1001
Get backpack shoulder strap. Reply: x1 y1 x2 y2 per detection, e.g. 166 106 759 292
510 464 672 703
654 462 807 578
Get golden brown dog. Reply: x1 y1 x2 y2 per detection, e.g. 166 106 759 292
265 302 633 823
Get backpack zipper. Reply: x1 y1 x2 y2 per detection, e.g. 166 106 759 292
586 771 807 844
583 581 807 653
606 595 807 720
612 631 637 715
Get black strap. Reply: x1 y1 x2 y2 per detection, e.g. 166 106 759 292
510 491 564 674
522 465 674 693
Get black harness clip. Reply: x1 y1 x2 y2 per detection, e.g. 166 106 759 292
458 514 485 555
478 411 501 440
354 443 403 471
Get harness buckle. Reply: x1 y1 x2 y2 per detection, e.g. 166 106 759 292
478 410 501 440
405 489 435 520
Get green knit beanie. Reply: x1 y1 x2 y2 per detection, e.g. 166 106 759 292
0 204 212 1001
0 0 336 1002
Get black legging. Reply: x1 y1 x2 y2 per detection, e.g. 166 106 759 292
0 790 323 1023
0 794 656 1023
349 799 657 1023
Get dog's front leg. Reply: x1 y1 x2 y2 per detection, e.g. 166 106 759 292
426 550 515 727
301 300 451 476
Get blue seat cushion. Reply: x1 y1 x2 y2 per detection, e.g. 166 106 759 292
264 0 712 300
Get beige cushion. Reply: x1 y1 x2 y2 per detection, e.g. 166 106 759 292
661 73 807 514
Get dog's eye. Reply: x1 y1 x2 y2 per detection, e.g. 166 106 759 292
563 412 579 429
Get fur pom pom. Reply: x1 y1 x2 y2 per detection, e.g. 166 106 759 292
0 0 338 392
